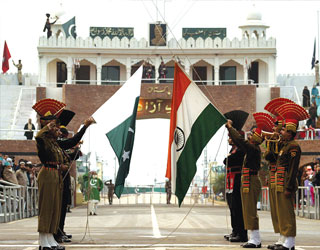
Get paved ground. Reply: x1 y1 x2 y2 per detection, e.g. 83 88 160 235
0 202 319 250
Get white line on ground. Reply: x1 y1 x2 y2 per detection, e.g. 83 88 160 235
0 244 318 248
151 204 162 238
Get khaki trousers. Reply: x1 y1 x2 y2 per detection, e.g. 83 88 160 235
269 179 279 233
37 168 62 233
275 191 296 237
241 175 261 230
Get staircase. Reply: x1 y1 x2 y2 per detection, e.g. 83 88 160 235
0 85 37 140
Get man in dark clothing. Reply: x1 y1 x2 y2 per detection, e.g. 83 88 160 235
165 179 172 204
24 118 35 140
223 110 248 243
54 112 95 243
224 137 247 242
307 103 317 128
43 13 58 38
226 119 263 248
302 86 311 108
105 180 115 205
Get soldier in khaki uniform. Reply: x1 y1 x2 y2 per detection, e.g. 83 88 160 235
33 98 67 250
226 119 263 248
264 98 295 250
273 102 309 250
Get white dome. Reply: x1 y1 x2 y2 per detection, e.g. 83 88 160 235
247 10 262 21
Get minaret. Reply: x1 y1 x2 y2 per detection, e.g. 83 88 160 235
239 5 269 39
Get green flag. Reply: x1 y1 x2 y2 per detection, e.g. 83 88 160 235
62 17 77 38
91 66 143 198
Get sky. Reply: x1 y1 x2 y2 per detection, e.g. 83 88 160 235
1 0 320 185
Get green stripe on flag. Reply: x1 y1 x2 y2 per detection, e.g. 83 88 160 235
106 117 132 161
108 97 140 198
175 104 226 206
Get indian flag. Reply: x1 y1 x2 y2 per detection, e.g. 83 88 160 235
166 63 226 206
92 65 142 198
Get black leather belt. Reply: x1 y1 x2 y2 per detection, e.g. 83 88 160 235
249 170 258 175
44 164 60 169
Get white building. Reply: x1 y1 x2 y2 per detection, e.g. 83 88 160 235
37 7 276 87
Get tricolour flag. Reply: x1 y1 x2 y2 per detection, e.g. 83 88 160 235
166 63 226 206
91 66 142 198
312 38 316 69
62 17 77 38
2 41 11 74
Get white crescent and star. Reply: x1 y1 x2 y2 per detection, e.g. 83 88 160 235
122 150 131 162
68 24 76 37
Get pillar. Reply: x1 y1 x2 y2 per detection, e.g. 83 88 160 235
214 57 220 85
97 56 102 85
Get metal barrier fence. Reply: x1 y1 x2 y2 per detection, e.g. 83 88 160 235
0 180 38 223
98 185 215 206
261 186 320 220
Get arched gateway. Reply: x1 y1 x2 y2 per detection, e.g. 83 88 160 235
36 83 266 134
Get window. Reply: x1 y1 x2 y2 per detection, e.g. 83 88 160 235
192 66 207 85
219 66 236 85
56 62 67 87
160 66 174 83
76 66 90 84
102 66 120 85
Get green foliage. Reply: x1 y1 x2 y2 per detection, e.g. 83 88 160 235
212 173 225 199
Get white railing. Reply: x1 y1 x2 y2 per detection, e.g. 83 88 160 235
0 180 38 223
261 186 320 220
85 184 215 206
42 79 256 86
10 88 24 132
0 129 74 140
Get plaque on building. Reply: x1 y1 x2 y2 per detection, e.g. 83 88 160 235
89 27 134 39
182 28 226 40
149 23 167 46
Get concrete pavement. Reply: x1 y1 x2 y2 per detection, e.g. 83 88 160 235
0 202 319 250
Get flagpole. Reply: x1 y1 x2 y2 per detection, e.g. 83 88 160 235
317 10 320 63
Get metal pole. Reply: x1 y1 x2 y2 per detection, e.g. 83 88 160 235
317 10 320 60
114 157 117 182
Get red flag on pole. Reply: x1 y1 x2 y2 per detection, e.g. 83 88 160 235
2 41 11 74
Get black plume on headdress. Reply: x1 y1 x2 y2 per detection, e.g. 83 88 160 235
224 110 249 131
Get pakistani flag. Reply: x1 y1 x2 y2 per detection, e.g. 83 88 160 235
92 66 142 198
62 17 77 38
166 63 226 206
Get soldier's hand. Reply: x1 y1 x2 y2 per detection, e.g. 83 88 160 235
60 164 69 171
47 120 56 130
84 117 95 127
225 119 233 128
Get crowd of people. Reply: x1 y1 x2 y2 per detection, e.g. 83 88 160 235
0 154 41 188
302 85 320 133
298 158 320 207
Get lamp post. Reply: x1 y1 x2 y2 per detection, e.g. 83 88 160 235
114 157 117 182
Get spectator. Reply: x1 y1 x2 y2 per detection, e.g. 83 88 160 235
311 85 319 104
305 166 315 206
302 86 311 108
307 103 317 128
2 155 9 165
312 164 320 186
16 162 29 202
165 178 172 204
158 61 167 83
0 161 4 180
191 183 200 203
104 179 115 205
12 59 23 85
24 118 36 140
2 158 18 185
